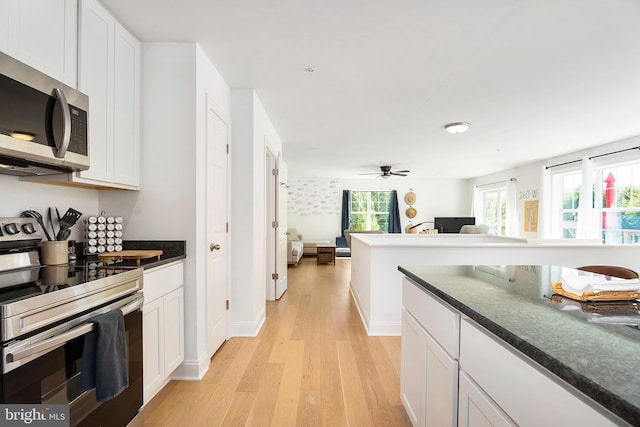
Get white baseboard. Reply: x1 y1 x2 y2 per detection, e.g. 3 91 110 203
171 355 210 381
349 285 400 336
231 307 266 337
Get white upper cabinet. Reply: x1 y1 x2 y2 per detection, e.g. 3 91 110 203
76 0 140 189
1 0 78 88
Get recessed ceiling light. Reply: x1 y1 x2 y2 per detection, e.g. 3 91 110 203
305 67 315 75
445 122 470 134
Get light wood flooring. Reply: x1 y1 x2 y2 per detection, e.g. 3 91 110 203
143 256 411 426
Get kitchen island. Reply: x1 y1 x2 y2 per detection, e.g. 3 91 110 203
399 264 639 426
350 233 640 335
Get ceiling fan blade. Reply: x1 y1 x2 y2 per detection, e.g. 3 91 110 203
359 172 382 175
394 170 411 173
390 172 408 176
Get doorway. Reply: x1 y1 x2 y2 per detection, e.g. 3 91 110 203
205 97 229 358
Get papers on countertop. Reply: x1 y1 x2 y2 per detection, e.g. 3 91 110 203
561 275 640 296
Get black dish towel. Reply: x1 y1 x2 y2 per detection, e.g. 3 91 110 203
80 309 129 402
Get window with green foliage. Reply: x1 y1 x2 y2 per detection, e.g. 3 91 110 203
482 188 507 235
349 191 391 231
599 163 640 244
560 172 582 239
550 158 640 244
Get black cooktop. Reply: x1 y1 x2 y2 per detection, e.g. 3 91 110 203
0 261 138 306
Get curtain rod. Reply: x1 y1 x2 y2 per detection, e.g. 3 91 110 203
545 158 582 170
589 146 640 160
475 178 516 188
546 146 640 170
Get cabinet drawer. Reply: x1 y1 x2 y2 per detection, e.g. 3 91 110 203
143 261 184 302
402 278 460 358
460 319 620 427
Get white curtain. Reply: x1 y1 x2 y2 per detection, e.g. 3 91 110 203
576 156 595 239
505 179 518 236
539 165 552 238
471 185 481 218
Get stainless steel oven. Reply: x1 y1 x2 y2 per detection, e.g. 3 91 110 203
0 218 143 427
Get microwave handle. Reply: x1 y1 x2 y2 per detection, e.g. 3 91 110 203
52 87 71 158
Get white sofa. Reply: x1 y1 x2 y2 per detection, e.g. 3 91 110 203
288 240 303 266
287 228 329 256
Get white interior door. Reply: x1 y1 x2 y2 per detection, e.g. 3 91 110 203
275 156 288 299
206 98 228 358
265 149 277 301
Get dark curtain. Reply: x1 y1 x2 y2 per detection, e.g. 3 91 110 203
341 190 350 236
388 190 401 233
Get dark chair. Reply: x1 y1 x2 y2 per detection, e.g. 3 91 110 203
577 265 639 279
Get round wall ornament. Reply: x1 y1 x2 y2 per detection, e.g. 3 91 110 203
404 192 416 205
405 207 417 219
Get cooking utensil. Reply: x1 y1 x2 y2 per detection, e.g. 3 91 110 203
47 207 57 239
21 210 52 241
56 208 82 241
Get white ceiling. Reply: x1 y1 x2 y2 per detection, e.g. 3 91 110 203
101 0 640 179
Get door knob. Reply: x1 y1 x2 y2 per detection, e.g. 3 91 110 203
210 243 221 251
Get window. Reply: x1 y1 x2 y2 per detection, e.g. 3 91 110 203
557 171 583 239
598 162 640 244
349 191 391 231
549 154 640 244
474 183 508 236
481 188 507 235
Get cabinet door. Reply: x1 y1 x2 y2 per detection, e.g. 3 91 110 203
424 325 458 427
163 287 184 376
401 308 458 427
4 0 77 87
78 0 114 182
143 297 165 404
401 309 427 426
458 371 516 427
112 22 140 187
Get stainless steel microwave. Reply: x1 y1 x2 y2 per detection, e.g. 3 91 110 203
0 51 89 176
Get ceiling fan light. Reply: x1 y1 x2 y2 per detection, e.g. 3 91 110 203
445 122 470 134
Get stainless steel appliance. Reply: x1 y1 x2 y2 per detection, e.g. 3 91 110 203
0 52 89 176
0 217 143 426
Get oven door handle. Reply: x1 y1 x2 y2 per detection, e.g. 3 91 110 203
6 296 144 363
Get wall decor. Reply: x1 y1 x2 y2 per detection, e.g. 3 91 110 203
404 191 416 205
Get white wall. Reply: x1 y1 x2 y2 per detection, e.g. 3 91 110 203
100 42 232 379
230 89 282 336
0 176 99 241
287 177 470 242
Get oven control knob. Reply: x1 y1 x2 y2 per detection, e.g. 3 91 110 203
22 222 37 234
4 223 19 235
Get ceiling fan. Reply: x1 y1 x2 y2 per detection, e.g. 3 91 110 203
360 165 410 178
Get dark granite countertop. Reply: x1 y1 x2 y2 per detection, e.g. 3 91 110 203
79 240 186 270
398 264 640 426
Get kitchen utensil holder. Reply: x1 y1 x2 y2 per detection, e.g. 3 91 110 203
41 241 69 265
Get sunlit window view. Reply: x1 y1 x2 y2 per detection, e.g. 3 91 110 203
482 188 506 235
349 191 391 231
560 172 582 238
599 163 640 244
554 160 640 243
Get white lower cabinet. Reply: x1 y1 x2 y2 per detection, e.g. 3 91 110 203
401 277 624 427
143 262 184 404
401 308 458 427
459 319 619 427
401 278 459 427
458 371 515 427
